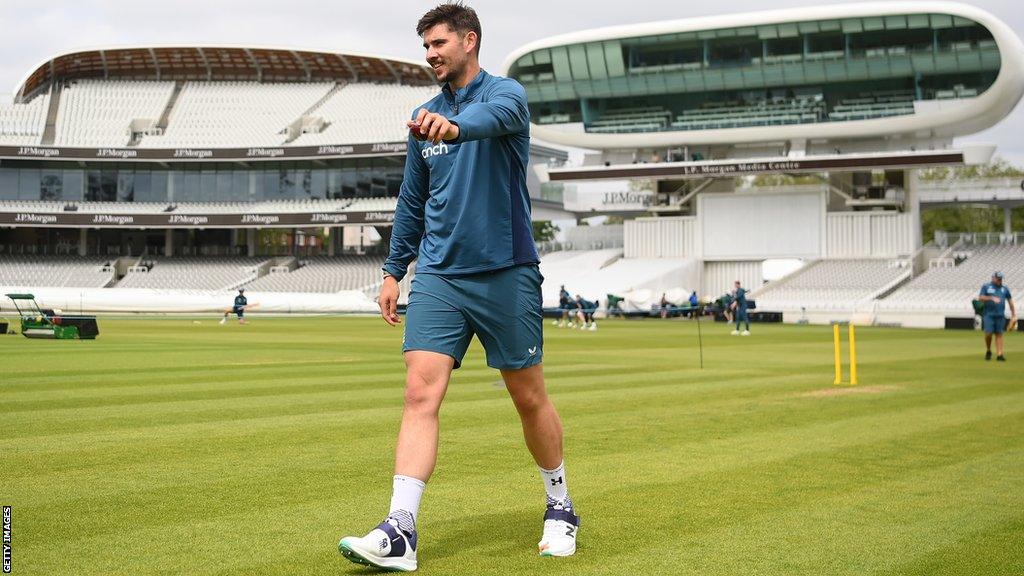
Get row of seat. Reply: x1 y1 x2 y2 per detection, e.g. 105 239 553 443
117 257 269 290
0 93 49 143
755 259 910 310
0 255 114 288
242 255 386 293
54 80 176 147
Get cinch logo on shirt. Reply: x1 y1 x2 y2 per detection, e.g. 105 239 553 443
421 142 449 159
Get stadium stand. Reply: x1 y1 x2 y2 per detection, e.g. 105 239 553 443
0 92 49 145
243 255 385 293
754 258 911 311
0 256 115 288
827 92 916 122
53 80 176 146
290 83 440 145
344 197 398 211
670 94 826 131
116 257 269 290
0 199 362 214
139 81 335 147
878 245 1024 313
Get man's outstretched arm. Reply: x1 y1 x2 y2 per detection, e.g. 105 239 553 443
447 80 529 143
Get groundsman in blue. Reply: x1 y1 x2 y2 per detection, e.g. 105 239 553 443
337 4 580 572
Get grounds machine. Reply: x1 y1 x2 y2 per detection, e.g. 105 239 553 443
4 293 99 340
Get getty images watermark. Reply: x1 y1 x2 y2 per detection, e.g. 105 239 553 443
2 506 10 573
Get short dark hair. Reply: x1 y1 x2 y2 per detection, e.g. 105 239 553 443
417 2 482 54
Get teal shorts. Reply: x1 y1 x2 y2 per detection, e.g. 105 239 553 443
403 264 544 370
983 315 1006 334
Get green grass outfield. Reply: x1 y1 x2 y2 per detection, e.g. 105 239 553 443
2 317 1022 575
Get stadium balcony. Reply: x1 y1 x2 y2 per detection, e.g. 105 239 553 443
0 46 437 149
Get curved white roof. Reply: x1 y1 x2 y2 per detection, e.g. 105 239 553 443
14 43 434 99
502 1 1024 148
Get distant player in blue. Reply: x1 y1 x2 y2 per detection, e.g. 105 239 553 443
731 280 750 336
979 271 1015 361
338 4 578 571
574 294 598 331
219 289 247 325
553 284 573 328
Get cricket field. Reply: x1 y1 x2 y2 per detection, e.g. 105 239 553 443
1 317 1021 575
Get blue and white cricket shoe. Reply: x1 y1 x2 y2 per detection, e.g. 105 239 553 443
338 517 417 572
538 504 580 557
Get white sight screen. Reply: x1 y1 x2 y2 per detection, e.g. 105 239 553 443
700 191 824 259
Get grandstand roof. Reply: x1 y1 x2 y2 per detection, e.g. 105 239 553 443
15 45 435 100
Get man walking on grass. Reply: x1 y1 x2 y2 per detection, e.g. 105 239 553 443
979 271 1015 361
337 3 579 571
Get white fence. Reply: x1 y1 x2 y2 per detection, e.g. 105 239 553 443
825 212 914 258
624 216 697 258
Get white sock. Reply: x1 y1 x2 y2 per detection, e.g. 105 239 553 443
539 461 572 509
388 475 425 533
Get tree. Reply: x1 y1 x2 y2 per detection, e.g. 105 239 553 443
748 173 825 186
532 221 559 242
922 205 1024 242
918 156 1024 181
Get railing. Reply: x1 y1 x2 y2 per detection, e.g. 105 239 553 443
918 178 1024 192
935 230 1024 247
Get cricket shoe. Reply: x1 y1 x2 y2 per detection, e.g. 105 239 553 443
338 517 417 572
219 318 226 325
730 330 740 335
742 330 750 336
538 503 580 557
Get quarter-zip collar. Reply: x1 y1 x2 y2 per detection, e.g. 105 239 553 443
442 69 489 114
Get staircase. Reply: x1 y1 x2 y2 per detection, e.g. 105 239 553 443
282 82 345 143
40 82 63 145
155 81 184 131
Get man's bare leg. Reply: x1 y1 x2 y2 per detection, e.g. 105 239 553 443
337 351 453 570
502 363 579 556
395 350 455 481
502 363 563 469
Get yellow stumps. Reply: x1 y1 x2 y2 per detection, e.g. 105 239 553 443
833 324 842 385
833 323 859 386
849 325 858 385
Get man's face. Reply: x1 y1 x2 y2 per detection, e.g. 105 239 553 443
993 276 1003 286
422 23 473 83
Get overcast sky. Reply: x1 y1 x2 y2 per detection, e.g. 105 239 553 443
0 0 1020 163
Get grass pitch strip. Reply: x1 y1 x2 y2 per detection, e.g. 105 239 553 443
1 317 1021 575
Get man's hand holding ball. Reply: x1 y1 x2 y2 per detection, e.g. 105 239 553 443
407 107 459 144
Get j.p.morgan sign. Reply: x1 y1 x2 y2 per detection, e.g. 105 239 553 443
0 210 395 228
0 142 407 162
548 152 967 181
